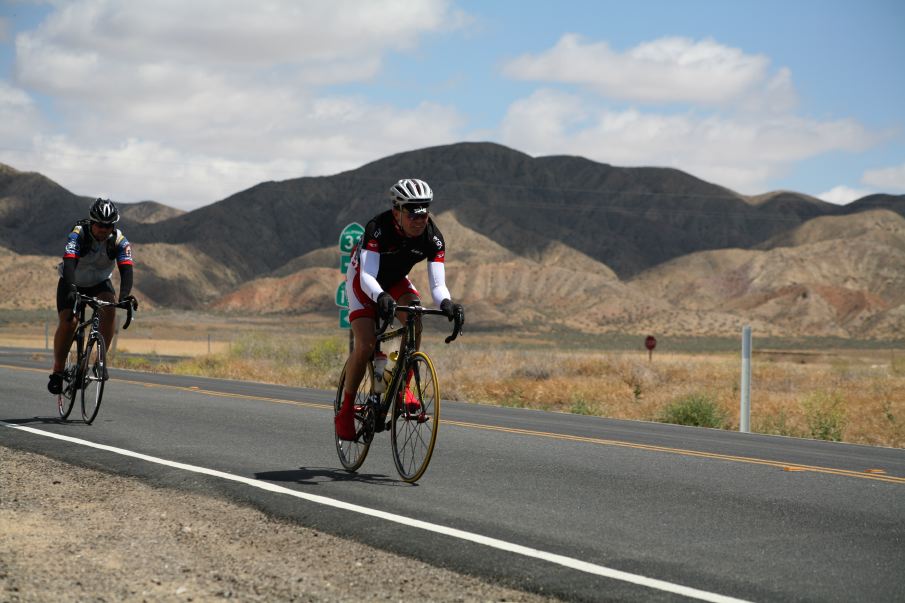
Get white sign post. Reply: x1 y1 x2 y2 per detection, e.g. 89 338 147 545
740 325 752 433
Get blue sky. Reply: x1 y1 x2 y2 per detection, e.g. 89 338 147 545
1 0 903 210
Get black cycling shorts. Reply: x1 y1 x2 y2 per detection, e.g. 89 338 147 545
56 278 115 313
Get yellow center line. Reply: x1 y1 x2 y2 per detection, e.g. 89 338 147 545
444 420 905 485
4 363 902 484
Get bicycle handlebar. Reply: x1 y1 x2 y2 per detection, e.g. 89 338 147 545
74 294 138 330
377 305 463 344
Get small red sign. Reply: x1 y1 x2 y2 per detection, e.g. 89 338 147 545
645 336 657 351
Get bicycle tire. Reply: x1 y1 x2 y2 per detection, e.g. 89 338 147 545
334 359 374 472
80 333 106 424
56 350 78 420
390 351 440 483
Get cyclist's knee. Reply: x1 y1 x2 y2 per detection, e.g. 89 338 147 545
353 339 375 360
58 311 76 329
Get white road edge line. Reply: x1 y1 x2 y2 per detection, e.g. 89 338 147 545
3 422 750 603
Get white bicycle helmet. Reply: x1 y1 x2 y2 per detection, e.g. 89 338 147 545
389 179 433 207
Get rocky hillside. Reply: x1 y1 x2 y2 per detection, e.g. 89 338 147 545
629 210 905 337
2 145 904 338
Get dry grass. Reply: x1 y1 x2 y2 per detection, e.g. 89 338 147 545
147 333 905 448
3 312 903 448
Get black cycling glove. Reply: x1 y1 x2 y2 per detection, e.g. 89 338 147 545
440 299 465 325
377 292 396 321
119 294 139 310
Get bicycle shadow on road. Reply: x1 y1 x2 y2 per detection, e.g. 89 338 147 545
255 468 406 487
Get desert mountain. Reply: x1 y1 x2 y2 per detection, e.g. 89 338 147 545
630 210 905 337
2 143 855 276
2 144 904 338
119 201 185 224
213 210 641 331
0 163 183 254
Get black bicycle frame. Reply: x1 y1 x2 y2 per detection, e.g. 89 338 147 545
373 305 459 416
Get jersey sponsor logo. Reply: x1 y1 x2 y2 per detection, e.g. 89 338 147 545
410 249 423 256
434 250 445 262
365 238 380 251
433 235 443 249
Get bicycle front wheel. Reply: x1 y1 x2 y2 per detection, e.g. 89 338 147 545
390 351 440 483
57 349 78 420
334 359 374 472
80 333 106 424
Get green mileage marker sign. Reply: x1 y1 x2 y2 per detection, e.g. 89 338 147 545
336 282 350 329
337 222 363 329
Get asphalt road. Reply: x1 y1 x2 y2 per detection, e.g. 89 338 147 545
2 348 904 602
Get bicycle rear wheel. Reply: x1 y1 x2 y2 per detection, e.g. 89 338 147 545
57 349 78 420
334 360 375 472
80 333 106 424
390 351 440 483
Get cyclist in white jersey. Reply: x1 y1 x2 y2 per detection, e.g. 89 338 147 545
336 179 465 440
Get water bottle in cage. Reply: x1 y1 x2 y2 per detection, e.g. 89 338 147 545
385 351 398 385
373 351 388 393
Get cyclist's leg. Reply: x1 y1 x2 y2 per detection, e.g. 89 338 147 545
50 280 77 392
390 278 422 350
394 288 423 413
92 280 117 352
335 317 376 440
343 316 377 398
337 275 379 439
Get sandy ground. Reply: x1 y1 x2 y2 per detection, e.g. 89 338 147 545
0 445 558 602
0 336 231 357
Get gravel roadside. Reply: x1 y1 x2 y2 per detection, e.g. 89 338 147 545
1 445 558 602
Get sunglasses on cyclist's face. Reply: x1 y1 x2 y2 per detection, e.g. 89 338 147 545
92 221 115 230
401 204 430 218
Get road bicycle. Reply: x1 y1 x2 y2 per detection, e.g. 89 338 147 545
57 294 136 424
334 305 463 483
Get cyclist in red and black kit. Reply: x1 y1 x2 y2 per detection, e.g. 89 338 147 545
335 178 465 440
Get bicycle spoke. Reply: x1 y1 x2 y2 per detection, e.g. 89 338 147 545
81 334 106 424
57 351 78 420
391 352 440 483
334 361 374 472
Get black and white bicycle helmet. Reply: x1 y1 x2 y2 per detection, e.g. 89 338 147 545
389 179 433 207
89 197 120 224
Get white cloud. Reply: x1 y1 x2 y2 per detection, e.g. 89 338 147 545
862 161 905 192
502 34 796 112
4 0 469 209
20 0 465 66
0 80 44 148
500 89 884 194
5 97 464 210
817 185 874 205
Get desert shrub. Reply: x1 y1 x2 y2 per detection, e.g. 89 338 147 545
658 393 727 428
229 332 304 360
115 355 155 371
570 397 595 416
512 363 552 381
304 338 345 372
892 353 905 376
757 408 800 437
803 390 847 441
